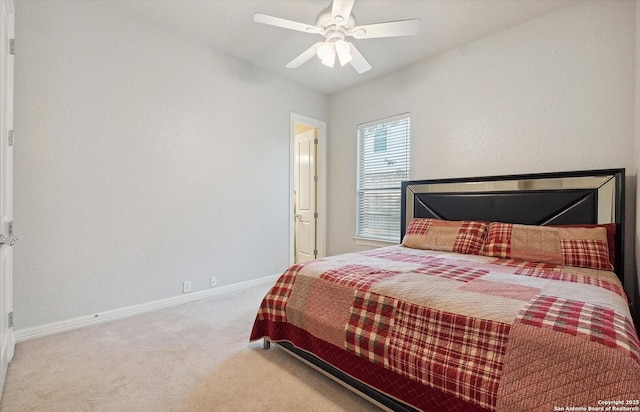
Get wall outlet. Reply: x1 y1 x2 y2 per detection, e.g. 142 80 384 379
183 281 192 293
210 276 218 287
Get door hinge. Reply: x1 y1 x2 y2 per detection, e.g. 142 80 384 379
8 130 14 146
8 312 13 328
313 249 318 258
314 175 318 182
313 212 318 219
314 138 318 145
8 222 13 237
9 39 14 55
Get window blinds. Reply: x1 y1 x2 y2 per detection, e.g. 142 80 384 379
356 114 410 242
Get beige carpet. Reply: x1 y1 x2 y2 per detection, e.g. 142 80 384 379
0 284 378 411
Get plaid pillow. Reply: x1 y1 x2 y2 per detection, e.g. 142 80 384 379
561 239 611 270
402 218 488 255
482 222 613 271
553 223 616 269
482 222 513 259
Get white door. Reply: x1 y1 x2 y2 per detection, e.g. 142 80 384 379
294 128 317 263
0 0 15 396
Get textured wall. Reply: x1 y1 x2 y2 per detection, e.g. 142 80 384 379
327 1 636 298
13 1 327 329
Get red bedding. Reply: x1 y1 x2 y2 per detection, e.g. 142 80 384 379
250 246 640 411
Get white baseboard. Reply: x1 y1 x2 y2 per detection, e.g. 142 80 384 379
14 274 280 343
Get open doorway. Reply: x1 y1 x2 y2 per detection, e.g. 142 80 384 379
290 113 326 265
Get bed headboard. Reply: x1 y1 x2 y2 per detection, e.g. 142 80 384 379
401 169 625 282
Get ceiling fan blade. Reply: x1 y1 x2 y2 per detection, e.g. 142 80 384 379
347 42 372 74
349 19 421 39
331 0 355 23
286 42 323 69
253 13 323 35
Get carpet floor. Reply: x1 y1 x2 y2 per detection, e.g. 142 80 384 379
0 284 378 411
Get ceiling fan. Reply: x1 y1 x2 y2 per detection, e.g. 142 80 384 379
253 0 421 74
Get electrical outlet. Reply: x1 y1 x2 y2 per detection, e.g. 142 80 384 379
183 281 192 293
210 276 218 287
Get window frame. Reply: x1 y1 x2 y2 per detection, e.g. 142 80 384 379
355 113 410 245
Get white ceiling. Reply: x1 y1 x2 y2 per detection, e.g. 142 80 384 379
103 0 580 95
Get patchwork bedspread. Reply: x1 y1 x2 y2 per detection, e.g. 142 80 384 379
250 246 640 411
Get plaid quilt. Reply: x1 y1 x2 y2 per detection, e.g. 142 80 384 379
250 246 640 411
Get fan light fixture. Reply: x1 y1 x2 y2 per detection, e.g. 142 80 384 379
317 39 352 67
317 42 335 66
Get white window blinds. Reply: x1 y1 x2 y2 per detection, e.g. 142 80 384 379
356 114 410 242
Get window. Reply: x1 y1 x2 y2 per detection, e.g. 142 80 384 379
356 114 410 243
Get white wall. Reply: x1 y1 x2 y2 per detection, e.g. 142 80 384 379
13 1 327 330
328 1 637 301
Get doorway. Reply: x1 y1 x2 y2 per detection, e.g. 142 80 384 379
290 113 326 265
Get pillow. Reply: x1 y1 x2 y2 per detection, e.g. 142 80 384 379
482 222 613 271
402 218 488 255
552 223 616 269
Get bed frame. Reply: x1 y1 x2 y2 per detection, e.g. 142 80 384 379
268 168 626 412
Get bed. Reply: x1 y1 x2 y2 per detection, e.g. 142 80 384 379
250 169 640 411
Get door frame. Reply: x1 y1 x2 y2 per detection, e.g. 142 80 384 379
0 0 15 397
290 113 326 265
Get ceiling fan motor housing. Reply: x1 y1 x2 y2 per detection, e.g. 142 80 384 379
315 7 356 31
